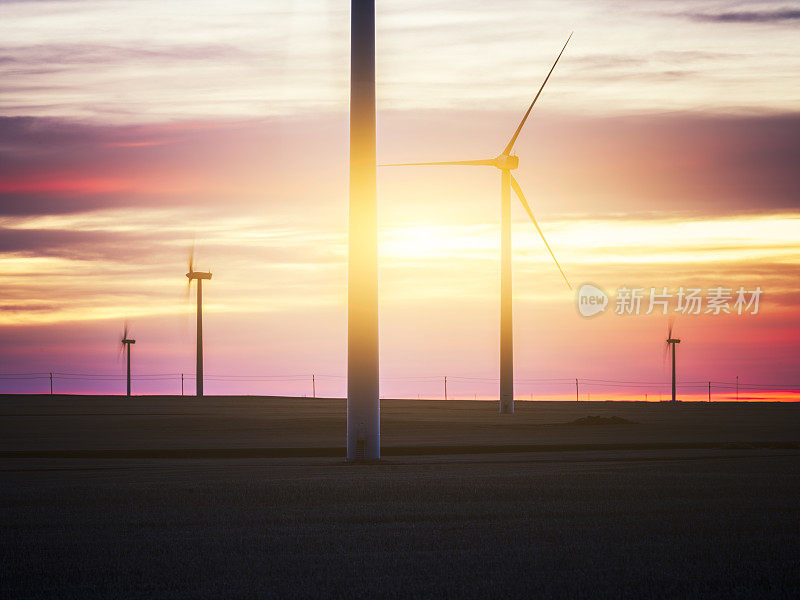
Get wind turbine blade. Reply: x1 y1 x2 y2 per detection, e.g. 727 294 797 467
502 32 572 156
381 159 496 167
509 174 572 290
663 317 674 363
187 239 195 273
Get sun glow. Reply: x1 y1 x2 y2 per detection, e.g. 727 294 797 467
2 210 798 326
379 213 800 267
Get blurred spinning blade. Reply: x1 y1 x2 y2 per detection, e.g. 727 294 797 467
662 318 674 364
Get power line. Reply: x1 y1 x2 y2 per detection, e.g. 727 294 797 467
1 372 799 396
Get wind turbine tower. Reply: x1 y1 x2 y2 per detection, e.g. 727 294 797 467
384 34 574 415
347 0 380 461
120 322 135 397
186 249 212 397
665 322 681 402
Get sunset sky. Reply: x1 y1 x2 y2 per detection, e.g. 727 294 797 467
1 0 798 399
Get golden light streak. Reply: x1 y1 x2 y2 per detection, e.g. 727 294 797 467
380 213 800 266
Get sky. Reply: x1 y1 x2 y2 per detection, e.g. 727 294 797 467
0 0 799 399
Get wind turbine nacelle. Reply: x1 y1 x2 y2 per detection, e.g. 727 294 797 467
495 154 519 170
187 271 213 280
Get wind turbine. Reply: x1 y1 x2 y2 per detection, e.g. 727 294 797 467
119 322 135 397
383 34 574 415
186 246 212 397
664 320 681 402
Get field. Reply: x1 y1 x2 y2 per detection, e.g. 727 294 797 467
2 396 799 598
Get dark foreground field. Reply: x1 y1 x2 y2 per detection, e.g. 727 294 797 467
2 397 799 598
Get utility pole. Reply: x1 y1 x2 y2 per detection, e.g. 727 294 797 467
575 378 579 402
49 372 53 395
312 373 316 398
181 373 184 396
444 376 447 401
736 375 739 401
708 381 711 402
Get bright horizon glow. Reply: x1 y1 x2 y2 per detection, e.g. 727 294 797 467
0 211 798 325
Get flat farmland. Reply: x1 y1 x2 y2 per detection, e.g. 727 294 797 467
1 397 799 598
1 396 798 454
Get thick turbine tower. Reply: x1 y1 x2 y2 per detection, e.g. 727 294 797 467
384 34 573 415
347 0 379 461
186 247 212 397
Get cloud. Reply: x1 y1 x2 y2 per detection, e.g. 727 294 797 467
2 111 799 223
2 0 800 119
0 42 250 65
683 9 800 23
0 111 797 347
0 226 176 263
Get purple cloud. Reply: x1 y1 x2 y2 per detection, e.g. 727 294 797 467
683 9 800 24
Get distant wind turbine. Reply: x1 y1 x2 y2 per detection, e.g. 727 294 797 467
664 320 681 402
383 34 574 415
119 321 135 397
186 245 212 397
